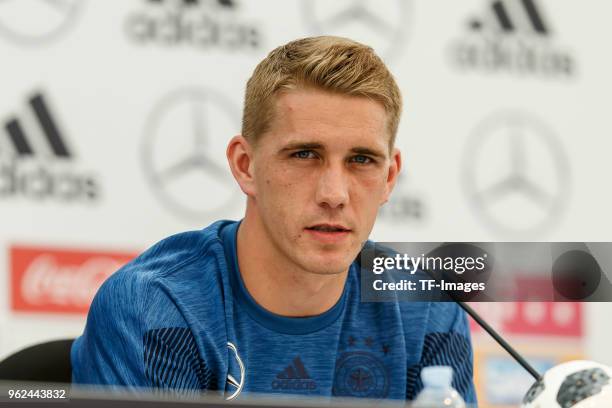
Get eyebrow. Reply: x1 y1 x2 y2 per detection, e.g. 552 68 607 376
279 142 324 152
279 142 387 159
350 147 386 159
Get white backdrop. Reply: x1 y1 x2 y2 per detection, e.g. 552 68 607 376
0 0 610 403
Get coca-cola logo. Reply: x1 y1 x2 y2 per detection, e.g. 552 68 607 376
10 245 137 314
21 255 121 308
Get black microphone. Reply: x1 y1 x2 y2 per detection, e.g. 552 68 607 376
434 242 612 381
422 242 542 381
455 300 541 380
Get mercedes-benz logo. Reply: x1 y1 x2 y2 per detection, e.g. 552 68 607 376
461 111 570 237
0 0 82 45
225 341 245 400
141 87 241 221
301 0 413 62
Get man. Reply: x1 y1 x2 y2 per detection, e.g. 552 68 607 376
72 36 477 403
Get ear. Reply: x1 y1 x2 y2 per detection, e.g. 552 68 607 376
226 135 256 197
380 148 402 205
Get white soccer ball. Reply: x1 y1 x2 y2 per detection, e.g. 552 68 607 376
521 360 612 408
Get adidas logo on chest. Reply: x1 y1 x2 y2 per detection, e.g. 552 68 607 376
271 356 318 391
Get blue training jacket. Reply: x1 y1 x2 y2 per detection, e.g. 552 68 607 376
72 220 477 403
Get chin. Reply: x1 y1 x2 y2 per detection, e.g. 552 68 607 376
305 264 349 276
300 252 354 276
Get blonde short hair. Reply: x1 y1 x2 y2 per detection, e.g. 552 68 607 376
242 36 402 149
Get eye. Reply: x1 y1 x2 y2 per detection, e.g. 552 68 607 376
292 150 317 159
350 155 374 164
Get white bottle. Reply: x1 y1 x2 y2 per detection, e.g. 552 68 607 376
412 366 466 408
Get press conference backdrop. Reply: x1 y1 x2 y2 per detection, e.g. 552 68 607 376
1 0 610 406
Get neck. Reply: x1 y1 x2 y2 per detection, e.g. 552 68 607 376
236 204 348 317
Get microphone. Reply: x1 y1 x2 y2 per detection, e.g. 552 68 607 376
419 242 612 407
420 242 542 380
425 241 612 381
455 300 541 380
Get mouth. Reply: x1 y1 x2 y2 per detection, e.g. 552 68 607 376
304 223 352 243
306 224 351 233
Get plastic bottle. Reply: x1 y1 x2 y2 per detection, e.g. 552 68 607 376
412 366 466 407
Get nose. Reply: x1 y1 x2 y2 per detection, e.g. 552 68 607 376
315 163 349 209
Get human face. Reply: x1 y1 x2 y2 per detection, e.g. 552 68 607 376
250 87 400 275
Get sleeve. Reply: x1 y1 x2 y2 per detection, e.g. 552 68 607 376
71 269 149 390
71 268 218 396
406 302 478 404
